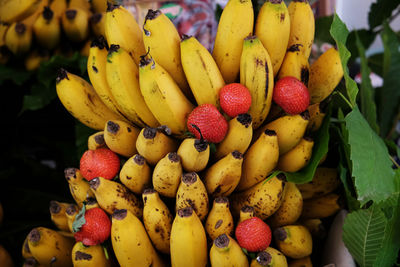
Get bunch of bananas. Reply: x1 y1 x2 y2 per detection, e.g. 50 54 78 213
23 0 347 266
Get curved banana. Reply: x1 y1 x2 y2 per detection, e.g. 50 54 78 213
88 131 106 150
120 154 152 195
64 167 95 208
300 193 342 219
238 205 254 224
55 68 122 130
4 22 32 55
288 256 313 267
0 0 42 23
278 44 310 86
50 0 67 18
240 35 274 129
307 101 327 132
212 0 254 83
103 120 140 157
277 137 314 172
210 234 249 267
273 225 313 259
250 247 288 267
24 48 50 71
296 167 340 200
49 200 72 232
0 245 14 267
205 197 234 241
177 136 210 173
300 218 326 239
89 12 105 37
72 241 112 267
61 8 89 43
142 188 173 254
65 204 78 233
33 6 61 50
170 206 208 267
255 0 290 76
152 152 183 198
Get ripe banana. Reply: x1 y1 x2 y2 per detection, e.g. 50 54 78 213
88 131 106 150
204 150 244 197
50 0 67 18
300 218 326 239
91 0 107 13
250 247 288 267
32 6 60 50
278 44 310 86
307 101 327 132
24 48 50 71
238 205 254 224
236 129 279 191
64 167 95 208
240 35 274 129
120 154 151 195
89 12 105 37
61 8 89 43
277 137 314 172
176 172 209 221
103 120 140 157
27 226 75 267
273 225 313 259
212 0 254 83
210 234 249 267
300 193 342 219
255 0 290 76
85 197 99 210
177 136 210 172
56 68 122 130
170 206 208 267
288 256 313 267
287 0 315 59
4 22 32 55
181 34 225 108
106 44 159 127
111 209 164 267
49 200 71 232
142 188 173 254
89 176 143 218
0 0 42 23
296 167 340 200
139 55 195 136
65 204 78 233
72 241 112 267
0 245 14 267
152 152 183 198
68 0 91 14
205 197 234 241
308 47 343 104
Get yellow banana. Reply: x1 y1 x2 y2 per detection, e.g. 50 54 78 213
24 48 50 71
68 0 91 14
84 197 100 210
120 154 152 195
22 234 33 259
300 193 342 219
49 200 72 232
81 36 91 57
204 150 244 197
103 120 140 157
106 44 159 128
240 35 274 129
55 68 122 130
4 22 32 55
236 129 279 191
177 136 210 172
238 205 254 224
142 188 174 254
72 242 112 267
210 233 249 267
287 0 315 59
143 9 191 100
139 54 195 136
250 247 288 267
152 152 183 198
89 12 105 37
89 176 143 218
296 167 340 200
104 4 145 65
205 197 234 241
212 0 254 83
33 6 61 50
50 0 67 18
180 34 225 108
170 206 208 267
66 203 78 233
88 131 106 150
288 256 313 267
277 137 314 172
255 0 290 76
300 218 326 239
176 172 209 221
61 8 89 43
0 0 42 23
111 209 165 267
0 244 14 267
64 167 95 208
278 44 310 86
308 47 343 104
27 227 74 266
273 225 313 259
91 0 107 13
307 101 327 132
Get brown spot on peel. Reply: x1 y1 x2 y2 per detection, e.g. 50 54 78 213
177 206 193 217
75 251 93 261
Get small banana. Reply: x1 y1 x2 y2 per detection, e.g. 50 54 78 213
0 0 42 23
4 22 32 55
103 120 140 157
65 204 78 233
24 48 50 71
307 101 327 132
288 256 313 267
120 154 152 195
250 247 288 267
273 225 313 259
71 241 112 267
89 12 105 37
177 135 210 173
300 193 342 219
238 205 254 224
61 8 89 43
277 137 314 172
49 200 72 232
205 197 234 241
88 131 106 150
296 167 340 200
210 234 249 267
64 167 95 208
32 6 61 50
152 152 183 198
278 44 310 86
50 0 67 18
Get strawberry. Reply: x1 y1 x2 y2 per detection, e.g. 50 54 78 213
219 83 252 117
272 76 310 115
235 217 272 252
187 103 228 143
79 148 120 181
73 206 111 246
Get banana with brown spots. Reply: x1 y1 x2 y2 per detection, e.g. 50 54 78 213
205 197 234 241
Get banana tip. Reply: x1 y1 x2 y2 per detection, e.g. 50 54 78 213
214 234 230 248
28 228 41 243
56 68 68 83
256 251 272 265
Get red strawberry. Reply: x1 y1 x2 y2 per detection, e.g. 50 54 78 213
219 83 252 117
235 217 272 252
272 76 310 115
73 207 111 246
187 104 228 143
80 148 120 181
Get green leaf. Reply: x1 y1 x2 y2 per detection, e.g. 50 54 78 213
347 29 377 64
368 53 384 77
72 204 86 233
0 64 32 85
314 15 334 44
345 107 396 205
338 159 360 211
368 0 400 30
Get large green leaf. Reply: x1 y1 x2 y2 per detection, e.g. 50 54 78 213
314 15 334 44
368 53 384 77
347 29 377 64
368 0 400 30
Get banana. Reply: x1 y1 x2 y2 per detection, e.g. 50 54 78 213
296 167 340 200
143 9 191 100
61 8 89 43
142 188 174 254
68 0 91 14
64 167 95 208
103 120 140 157
238 205 254 224
214 113 253 161
91 0 107 13
104 4 145 65
277 137 314 173
0 23 9 46
84 197 100 210
27 226 74 266
308 47 343 104
287 0 315 59
136 127 179 166
106 44 159 128
152 152 183 198
89 12 105 37
65 204 78 233
240 35 274 129
273 225 313 259
111 209 165 267
180 34 225 108
50 0 67 18
88 131 106 150
210 233 249 267
72 241 112 267
0 244 14 267
120 154 152 195
255 0 290 76
139 54 195 136
306 101 327 132
212 0 254 83
176 172 209 221
55 68 122 130
177 135 210 173
33 6 61 50
205 197 234 241
250 247 288 267
204 150 244 197
267 182 303 228
24 48 50 71
22 234 33 259
4 22 32 55
277 44 310 86
236 129 279 191
288 256 313 267
300 218 326 239
230 173 287 220
89 176 143 218
49 200 73 232
0 0 42 23
300 193 342 219
170 206 208 267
